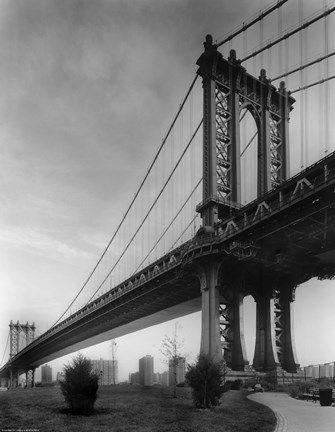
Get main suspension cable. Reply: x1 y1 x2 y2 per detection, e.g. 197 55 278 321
271 51 335 82
50 74 199 329
133 177 203 274
85 119 203 305
290 75 335 94
241 6 335 63
0 331 10 367
216 0 288 48
169 216 198 251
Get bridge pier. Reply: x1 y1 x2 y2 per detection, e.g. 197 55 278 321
219 269 249 371
199 260 249 370
25 368 35 388
253 289 280 371
253 277 299 372
197 255 300 373
0 377 9 387
199 261 222 362
9 367 19 388
276 283 300 373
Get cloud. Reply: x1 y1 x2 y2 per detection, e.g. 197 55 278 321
0 226 94 260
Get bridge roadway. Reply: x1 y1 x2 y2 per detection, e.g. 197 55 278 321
2 149 335 379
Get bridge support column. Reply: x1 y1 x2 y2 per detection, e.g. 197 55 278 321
200 262 222 363
253 286 280 371
276 284 299 373
220 272 249 370
0 377 9 387
9 367 19 388
9 367 13 388
230 278 249 370
253 276 300 373
25 368 35 388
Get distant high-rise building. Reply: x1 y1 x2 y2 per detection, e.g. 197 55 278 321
139 355 154 386
305 365 314 378
90 358 118 385
153 372 161 385
161 370 169 386
41 364 52 384
169 357 185 387
326 363 334 379
129 372 140 385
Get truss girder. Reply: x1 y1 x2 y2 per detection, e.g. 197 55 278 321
9 321 35 358
273 288 284 363
215 85 233 200
269 115 284 187
219 298 234 366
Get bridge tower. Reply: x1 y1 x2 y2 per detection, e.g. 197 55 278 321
9 321 36 387
196 35 298 372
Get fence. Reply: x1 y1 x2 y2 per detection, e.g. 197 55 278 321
300 361 335 381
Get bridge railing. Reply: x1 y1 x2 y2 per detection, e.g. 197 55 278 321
8 242 194 362
215 150 335 242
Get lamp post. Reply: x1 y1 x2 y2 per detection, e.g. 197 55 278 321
111 339 117 385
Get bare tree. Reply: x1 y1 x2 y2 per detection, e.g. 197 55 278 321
160 322 185 398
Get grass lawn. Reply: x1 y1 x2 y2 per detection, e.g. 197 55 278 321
0 385 276 432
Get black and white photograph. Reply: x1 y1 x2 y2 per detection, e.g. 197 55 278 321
1 1 335 430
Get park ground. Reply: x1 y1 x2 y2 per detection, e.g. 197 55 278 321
0 384 276 432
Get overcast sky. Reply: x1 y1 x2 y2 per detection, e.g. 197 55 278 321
1 0 335 382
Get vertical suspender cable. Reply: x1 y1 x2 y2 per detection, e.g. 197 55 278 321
285 38 289 88
242 28 247 203
162 141 166 255
324 5 329 155
278 1 283 78
189 88 194 237
299 0 305 170
87 119 203 304
259 15 264 69
171 123 175 249
154 146 159 259
304 27 309 166
217 1 289 49
147 155 151 265
0 331 10 367
180 107 184 244
243 27 247 59
54 75 200 323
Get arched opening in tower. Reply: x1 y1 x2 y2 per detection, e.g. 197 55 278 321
243 294 257 365
239 107 258 205
293 278 335 377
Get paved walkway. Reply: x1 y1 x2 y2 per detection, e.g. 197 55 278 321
248 392 335 432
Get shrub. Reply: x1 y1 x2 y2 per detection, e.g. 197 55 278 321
60 353 99 415
276 380 323 399
230 379 243 390
185 353 225 408
258 370 277 391
223 379 243 391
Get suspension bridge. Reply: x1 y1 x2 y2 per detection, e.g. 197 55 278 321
1 0 335 387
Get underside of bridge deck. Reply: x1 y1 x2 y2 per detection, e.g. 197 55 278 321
6 270 202 372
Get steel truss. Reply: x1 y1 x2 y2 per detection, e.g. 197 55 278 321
9 321 35 358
